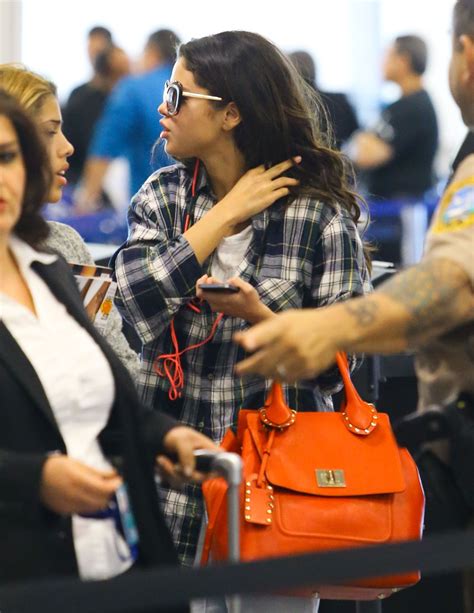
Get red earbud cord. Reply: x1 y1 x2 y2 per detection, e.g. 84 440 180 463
153 159 224 400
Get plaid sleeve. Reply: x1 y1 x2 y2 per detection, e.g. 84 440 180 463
114 173 203 344
312 210 372 391
312 210 370 306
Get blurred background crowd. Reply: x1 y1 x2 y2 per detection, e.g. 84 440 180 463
0 0 469 267
0 2 473 613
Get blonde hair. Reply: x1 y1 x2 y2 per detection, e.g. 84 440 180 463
0 64 56 117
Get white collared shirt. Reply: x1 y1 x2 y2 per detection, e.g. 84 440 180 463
0 236 133 579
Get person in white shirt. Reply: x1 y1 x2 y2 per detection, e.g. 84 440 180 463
0 89 217 610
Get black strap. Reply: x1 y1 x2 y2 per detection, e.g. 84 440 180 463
0 531 473 613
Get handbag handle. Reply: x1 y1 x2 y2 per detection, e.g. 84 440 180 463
260 352 378 436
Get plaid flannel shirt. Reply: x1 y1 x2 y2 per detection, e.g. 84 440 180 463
113 163 371 565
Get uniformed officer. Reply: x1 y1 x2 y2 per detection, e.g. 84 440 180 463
415 157 474 412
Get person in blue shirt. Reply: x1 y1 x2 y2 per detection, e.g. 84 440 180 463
78 29 180 211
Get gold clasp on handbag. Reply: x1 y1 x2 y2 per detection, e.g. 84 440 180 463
316 469 346 488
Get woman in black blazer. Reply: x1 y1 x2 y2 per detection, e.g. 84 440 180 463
0 90 216 603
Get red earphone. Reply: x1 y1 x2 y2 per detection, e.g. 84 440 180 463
153 160 224 400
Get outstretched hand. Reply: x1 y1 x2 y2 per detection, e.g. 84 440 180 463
234 308 340 382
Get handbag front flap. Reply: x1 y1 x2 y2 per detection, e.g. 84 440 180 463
246 411 406 496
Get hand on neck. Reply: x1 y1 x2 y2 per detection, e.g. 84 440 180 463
202 143 247 202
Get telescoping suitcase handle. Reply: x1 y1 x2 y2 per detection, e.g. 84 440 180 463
194 450 243 613
194 450 243 564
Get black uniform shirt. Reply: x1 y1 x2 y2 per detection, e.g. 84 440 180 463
367 89 438 199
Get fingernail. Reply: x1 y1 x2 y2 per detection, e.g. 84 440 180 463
184 466 193 478
293 156 302 163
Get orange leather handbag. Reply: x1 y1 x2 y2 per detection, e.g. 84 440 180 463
201 353 425 601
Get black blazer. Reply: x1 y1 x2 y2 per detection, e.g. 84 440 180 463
0 256 180 585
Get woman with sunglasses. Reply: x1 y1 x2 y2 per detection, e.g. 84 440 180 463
0 89 219 609
113 31 371 606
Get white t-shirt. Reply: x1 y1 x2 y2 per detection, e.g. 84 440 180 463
210 224 253 280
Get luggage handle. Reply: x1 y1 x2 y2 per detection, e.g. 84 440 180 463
194 450 242 565
194 449 243 486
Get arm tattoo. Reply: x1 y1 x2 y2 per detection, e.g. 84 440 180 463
378 258 470 343
344 300 379 326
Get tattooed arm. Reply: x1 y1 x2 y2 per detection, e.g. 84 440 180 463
234 257 473 381
343 258 473 351
235 155 474 381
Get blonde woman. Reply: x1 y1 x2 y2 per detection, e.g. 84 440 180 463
0 64 139 376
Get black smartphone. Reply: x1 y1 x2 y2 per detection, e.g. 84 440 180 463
198 283 240 293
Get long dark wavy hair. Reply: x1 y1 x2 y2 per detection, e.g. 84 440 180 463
0 89 51 246
179 31 369 258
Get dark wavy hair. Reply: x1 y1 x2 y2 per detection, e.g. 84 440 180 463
178 31 369 258
0 89 51 246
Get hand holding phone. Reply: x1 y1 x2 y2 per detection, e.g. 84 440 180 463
198 283 240 293
196 276 269 323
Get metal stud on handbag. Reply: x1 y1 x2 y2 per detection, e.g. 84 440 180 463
201 353 425 601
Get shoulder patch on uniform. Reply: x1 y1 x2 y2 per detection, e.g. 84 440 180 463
432 179 474 234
